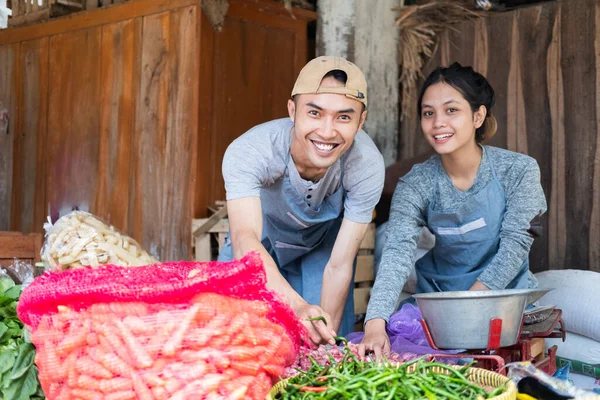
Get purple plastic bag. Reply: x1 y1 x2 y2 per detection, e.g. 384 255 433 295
348 303 458 356
387 303 428 346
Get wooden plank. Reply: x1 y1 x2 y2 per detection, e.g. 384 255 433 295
133 5 198 261
191 218 229 235
547 6 566 270
132 11 170 259
163 5 198 260
359 222 375 250
7 9 51 28
354 287 371 315
228 0 316 23
0 0 198 45
506 12 522 153
95 19 138 233
399 30 442 161
46 27 102 222
561 0 597 271
208 14 298 206
516 3 557 273
0 232 40 259
0 44 18 231
484 12 513 150
194 234 211 262
592 2 600 272
192 204 228 238
354 255 374 283
194 9 214 220
446 20 475 67
473 19 488 78
11 38 49 234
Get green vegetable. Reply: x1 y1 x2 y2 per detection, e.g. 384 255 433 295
306 316 328 325
0 278 44 400
275 342 508 399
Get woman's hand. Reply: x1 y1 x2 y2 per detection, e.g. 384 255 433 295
358 318 391 361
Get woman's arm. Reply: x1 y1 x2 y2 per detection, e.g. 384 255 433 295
365 181 427 323
476 159 547 289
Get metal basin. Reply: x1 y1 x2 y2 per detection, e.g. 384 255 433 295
413 289 552 350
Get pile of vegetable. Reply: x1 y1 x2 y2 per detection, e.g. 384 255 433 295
284 344 419 379
0 278 44 400
31 293 296 399
275 339 508 399
42 211 158 270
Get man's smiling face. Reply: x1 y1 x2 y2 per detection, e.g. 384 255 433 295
288 76 367 181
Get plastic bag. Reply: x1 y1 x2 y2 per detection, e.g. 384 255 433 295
42 211 158 270
18 252 305 400
1 258 35 289
507 361 596 399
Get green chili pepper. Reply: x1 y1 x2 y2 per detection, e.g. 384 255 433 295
306 316 327 325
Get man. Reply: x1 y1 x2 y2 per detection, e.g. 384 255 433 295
219 56 385 344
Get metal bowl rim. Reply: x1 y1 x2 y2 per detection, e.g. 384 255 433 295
413 288 553 300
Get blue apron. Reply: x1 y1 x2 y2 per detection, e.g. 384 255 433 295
415 148 529 293
219 132 355 336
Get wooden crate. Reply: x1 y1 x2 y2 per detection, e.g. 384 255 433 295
8 0 83 27
191 202 229 262
353 223 375 332
0 231 42 269
7 0 128 27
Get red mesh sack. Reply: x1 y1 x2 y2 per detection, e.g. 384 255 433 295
17 252 306 400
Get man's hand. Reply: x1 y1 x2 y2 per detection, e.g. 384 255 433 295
358 318 390 361
296 303 337 347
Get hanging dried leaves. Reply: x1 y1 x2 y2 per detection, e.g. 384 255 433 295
396 1 482 120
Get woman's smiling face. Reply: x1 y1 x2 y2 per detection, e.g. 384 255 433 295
420 82 485 155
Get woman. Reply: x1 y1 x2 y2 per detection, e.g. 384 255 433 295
359 63 547 359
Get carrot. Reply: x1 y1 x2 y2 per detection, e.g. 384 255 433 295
98 352 135 377
226 345 267 361
77 375 102 391
56 320 90 356
114 320 153 368
46 382 61 399
170 374 225 400
122 315 152 336
163 378 183 395
232 359 264 376
55 386 72 400
182 314 229 348
97 328 135 367
86 333 99 347
151 386 169 400
228 385 250 399
70 388 104 400
131 371 155 400
105 390 137 400
140 370 166 388
162 303 201 356
76 356 114 379
99 377 133 393
262 363 285 377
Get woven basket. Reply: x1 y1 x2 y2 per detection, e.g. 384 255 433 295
266 366 517 400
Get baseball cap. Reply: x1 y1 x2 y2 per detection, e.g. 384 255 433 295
291 56 368 107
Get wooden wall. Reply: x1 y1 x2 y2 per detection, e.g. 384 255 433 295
196 1 315 215
399 0 600 273
0 0 315 261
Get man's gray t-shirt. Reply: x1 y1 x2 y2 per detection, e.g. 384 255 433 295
222 118 385 224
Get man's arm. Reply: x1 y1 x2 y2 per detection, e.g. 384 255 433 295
228 196 336 345
320 219 370 332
